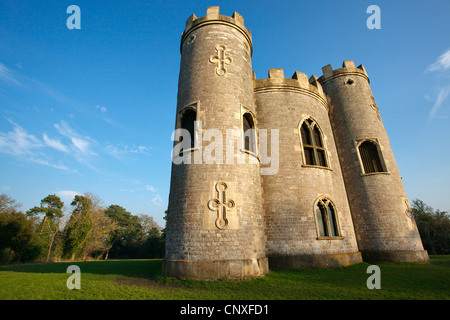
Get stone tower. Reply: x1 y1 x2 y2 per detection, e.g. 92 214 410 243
319 61 429 263
255 69 362 269
163 7 268 280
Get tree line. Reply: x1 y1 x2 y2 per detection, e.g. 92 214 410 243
411 199 450 255
0 193 165 264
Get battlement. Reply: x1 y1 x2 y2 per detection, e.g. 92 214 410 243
318 60 369 84
181 6 253 54
253 68 327 108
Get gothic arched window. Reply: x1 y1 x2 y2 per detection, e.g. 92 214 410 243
180 108 196 149
300 118 328 167
358 140 386 173
243 112 256 153
315 198 340 238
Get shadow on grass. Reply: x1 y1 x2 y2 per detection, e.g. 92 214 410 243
0 259 164 279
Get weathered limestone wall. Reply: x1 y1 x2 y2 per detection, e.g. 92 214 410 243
254 69 362 269
319 61 429 263
164 7 268 280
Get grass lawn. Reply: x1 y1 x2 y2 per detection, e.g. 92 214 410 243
0 255 449 300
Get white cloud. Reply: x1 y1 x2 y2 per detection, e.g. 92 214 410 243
0 120 86 171
105 144 150 159
96 105 107 113
426 49 450 120
56 190 79 204
0 63 21 86
56 190 79 198
145 185 156 192
151 194 163 207
133 146 148 153
0 121 73 171
43 133 69 153
429 86 450 119
54 120 97 161
29 157 70 171
427 49 450 73
71 137 90 153
0 120 41 155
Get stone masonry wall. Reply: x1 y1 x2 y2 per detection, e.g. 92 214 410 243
254 70 360 260
319 61 427 261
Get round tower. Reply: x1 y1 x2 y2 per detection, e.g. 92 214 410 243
319 61 429 263
254 69 362 269
163 7 268 280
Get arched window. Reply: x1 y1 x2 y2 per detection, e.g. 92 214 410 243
300 118 328 167
180 108 196 149
358 140 385 173
243 112 256 153
315 198 340 238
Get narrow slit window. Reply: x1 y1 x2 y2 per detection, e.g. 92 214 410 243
243 113 256 153
180 109 196 149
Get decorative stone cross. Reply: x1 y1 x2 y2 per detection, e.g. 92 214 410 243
209 45 233 76
207 182 235 230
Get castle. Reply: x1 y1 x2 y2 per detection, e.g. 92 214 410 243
163 7 429 280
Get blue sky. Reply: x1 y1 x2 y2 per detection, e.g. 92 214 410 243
1 0 449 226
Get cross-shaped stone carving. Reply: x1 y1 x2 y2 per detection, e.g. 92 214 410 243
207 182 235 230
209 45 233 76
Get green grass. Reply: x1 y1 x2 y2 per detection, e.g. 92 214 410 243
0 256 449 300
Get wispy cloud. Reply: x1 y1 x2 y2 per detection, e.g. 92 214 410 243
54 120 97 162
430 86 450 119
43 133 69 153
151 194 163 207
29 157 70 171
105 143 150 160
0 120 41 155
426 49 450 119
0 63 21 86
426 49 450 73
96 105 107 113
0 120 71 171
145 185 156 192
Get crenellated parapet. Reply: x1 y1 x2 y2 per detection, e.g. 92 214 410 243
254 68 328 110
181 6 253 55
319 60 369 84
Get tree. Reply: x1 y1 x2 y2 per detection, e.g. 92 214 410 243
63 194 118 260
104 205 143 259
63 195 94 260
0 194 42 264
27 194 64 261
138 214 161 235
82 207 118 260
137 214 164 258
27 194 64 233
0 194 21 213
411 199 450 255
